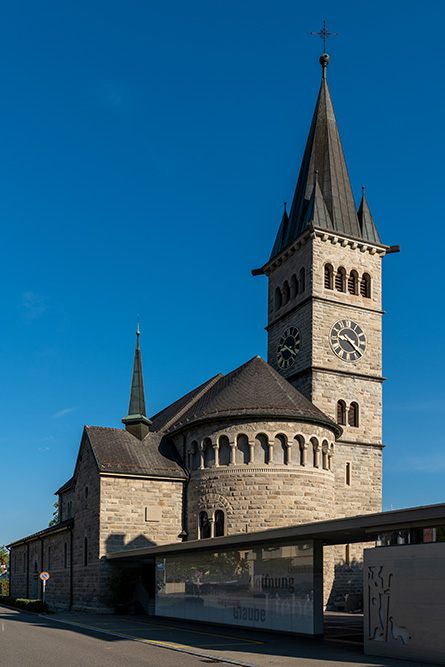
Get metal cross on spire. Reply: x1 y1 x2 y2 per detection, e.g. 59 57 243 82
310 20 338 52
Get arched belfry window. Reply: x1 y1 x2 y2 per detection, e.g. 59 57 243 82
348 270 358 295
335 267 346 292
214 510 225 537
199 511 211 539
324 264 333 290
298 267 305 293
337 400 346 425
360 273 371 298
274 286 282 311
282 281 290 305
291 274 298 299
348 402 359 427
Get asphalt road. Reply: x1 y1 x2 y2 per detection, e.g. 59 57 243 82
0 606 213 667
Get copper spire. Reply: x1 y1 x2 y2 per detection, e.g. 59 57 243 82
122 323 151 440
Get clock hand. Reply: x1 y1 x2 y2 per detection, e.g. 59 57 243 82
282 345 296 355
339 333 362 354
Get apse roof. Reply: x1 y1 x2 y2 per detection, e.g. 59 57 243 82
152 356 340 436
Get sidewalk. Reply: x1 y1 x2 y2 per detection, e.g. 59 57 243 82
48 611 441 667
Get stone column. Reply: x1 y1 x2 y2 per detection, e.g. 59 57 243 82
198 443 205 470
300 442 308 466
213 442 219 467
313 444 320 469
248 439 255 464
229 440 236 466
285 444 291 465
268 442 273 464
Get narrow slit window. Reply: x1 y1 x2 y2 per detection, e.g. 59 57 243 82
345 462 351 486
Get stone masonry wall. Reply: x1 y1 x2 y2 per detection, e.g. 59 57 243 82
70 432 102 611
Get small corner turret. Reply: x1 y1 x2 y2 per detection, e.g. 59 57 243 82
122 324 152 440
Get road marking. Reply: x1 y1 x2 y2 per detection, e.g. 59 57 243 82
51 616 261 666
126 618 264 645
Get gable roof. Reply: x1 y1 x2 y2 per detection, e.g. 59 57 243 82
85 426 186 479
152 356 340 436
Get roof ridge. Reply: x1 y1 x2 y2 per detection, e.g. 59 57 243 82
158 373 223 433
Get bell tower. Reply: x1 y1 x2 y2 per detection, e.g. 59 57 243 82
253 53 399 520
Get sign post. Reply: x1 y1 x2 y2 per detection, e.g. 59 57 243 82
40 571 50 603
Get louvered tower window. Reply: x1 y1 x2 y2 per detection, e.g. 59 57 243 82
282 281 290 305
274 286 282 311
299 267 305 293
335 267 346 292
291 274 298 299
360 273 371 298
324 264 333 289
348 270 358 295
337 400 346 425
348 402 359 427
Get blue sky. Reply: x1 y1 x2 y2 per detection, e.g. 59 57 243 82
1 1 444 546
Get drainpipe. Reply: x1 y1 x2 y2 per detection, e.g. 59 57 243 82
69 527 73 611
26 543 29 599
40 539 44 599
7 547 11 596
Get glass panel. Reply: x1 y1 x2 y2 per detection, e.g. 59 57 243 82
155 539 315 634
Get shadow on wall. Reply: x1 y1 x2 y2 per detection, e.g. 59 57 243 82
326 558 364 612
105 534 157 554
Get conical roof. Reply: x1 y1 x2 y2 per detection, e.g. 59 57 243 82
270 57 381 259
358 187 381 244
151 356 340 436
122 329 151 431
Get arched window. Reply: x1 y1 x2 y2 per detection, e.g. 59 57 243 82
348 402 359 427
322 442 329 470
199 511 211 539
190 441 200 470
85 486 89 499
84 537 88 567
219 435 231 466
335 267 346 292
337 400 346 425
214 510 225 537
290 274 298 299
360 273 371 298
298 267 305 293
348 270 358 295
274 286 282 311
282 281 290 305
236 434 250 465
203 438 214 468
274 434 287 464
254 433 269 464
311 438 319 467
324 264 334 289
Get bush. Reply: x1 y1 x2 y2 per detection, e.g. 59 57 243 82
0 595 48 613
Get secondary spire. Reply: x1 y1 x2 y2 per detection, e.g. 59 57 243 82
122 323 152 440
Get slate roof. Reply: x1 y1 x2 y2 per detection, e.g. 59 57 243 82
151 356 340 436
270 60 381 260
85 426 186 479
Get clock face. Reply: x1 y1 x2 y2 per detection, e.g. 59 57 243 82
330 319 367 362
277 326 301 370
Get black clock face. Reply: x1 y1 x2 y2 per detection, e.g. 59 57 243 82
277 326 301 370
330 320 366 362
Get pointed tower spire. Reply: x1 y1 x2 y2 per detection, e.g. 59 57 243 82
122 322 151 440
271 54 380 259
358 186 381 244
270 202 289 259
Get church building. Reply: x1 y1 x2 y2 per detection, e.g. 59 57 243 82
8 52 396 613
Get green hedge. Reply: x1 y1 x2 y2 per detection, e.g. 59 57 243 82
0 595 48 613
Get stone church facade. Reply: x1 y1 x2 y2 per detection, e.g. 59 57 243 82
8 53 396 612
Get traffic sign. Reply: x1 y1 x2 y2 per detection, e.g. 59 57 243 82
40 572 50 580
195 571 202 579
